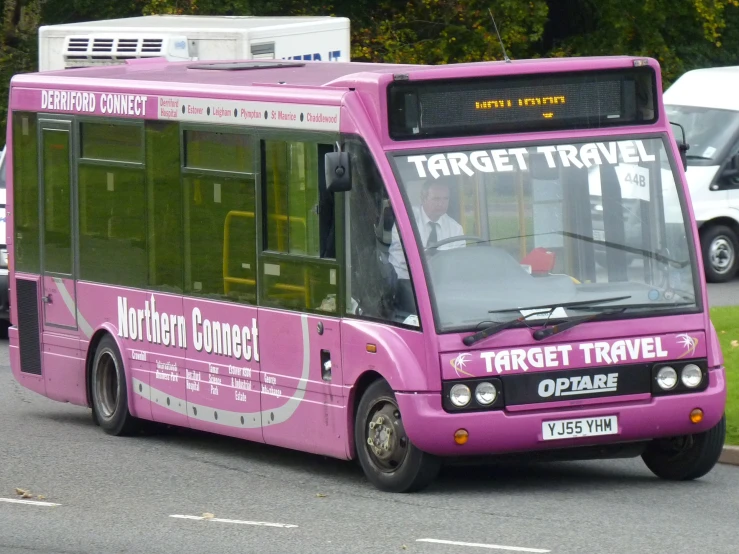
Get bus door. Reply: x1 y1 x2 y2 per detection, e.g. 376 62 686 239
257 139 346 458
39 119 78 332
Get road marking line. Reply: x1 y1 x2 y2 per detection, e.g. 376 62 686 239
416 539 550 552
169 514 298 528
0 497 61 507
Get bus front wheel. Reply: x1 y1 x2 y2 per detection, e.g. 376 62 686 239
355 379 441 493
641 414 726 481
90 334 141 436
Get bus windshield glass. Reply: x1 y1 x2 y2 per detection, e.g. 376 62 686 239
390 136 698 332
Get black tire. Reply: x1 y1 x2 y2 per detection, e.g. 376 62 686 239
642 414 726 481
354 379 441 493
90 334 141 436
701 225 739 283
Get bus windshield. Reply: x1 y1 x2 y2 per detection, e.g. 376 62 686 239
390 136 698 332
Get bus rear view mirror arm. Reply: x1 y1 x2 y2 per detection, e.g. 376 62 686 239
325 151 352 193
670 121 689 172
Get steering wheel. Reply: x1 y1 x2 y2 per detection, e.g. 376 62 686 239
425 234 487 251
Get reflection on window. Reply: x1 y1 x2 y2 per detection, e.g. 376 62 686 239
146 122 183 292
12 112 40 273
263 140 320 256
42 129 72 275
260 139 338 314
346 137 419 326
78 165 147 287
81 122 142 163
392 138 697 331
185 130 253 173
184 174 256 303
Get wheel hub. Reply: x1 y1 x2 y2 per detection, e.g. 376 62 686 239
710 236 734 273
365 403 408 471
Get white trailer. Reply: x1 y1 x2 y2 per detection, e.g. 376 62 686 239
38 14 351 71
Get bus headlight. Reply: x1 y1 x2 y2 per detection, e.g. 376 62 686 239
0 249 6 269
681 364 703 388
475 382 497 405
656 366 678 390
450 384 471 407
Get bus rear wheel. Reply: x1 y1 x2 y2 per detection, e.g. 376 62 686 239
355 379 440 493
641 414 726 481
90 335 141 436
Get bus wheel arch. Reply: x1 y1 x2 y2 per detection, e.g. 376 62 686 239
86 330 141 436
352 377 441 492
699 219 739 282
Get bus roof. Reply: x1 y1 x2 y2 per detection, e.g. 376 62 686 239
11 55 657 93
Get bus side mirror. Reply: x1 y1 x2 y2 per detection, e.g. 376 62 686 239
325 151 352 193
670 121 689 171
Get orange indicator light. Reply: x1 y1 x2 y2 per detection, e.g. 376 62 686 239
454 429 469 445
366 344 377 353
690 408 704 424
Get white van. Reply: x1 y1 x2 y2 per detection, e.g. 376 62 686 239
663 66 739 282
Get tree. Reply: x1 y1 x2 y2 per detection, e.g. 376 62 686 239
542 0 739 87
1 0 43 144
350 0 549 64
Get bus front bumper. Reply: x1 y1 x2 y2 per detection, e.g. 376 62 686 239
395 367 726 458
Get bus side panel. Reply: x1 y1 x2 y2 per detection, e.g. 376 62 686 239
183 297 263 443
341 320 430 392
259 308 350 459
41 332 85 406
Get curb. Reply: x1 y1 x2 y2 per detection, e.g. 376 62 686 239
719 445 739 466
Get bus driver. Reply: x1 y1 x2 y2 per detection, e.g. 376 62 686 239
388 180 466 312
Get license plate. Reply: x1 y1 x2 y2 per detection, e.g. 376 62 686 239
592 229 606 242
542 415 618 441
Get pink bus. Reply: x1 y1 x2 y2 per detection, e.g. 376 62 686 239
6 55 726 492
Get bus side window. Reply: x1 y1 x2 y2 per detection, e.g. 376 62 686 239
260 139 340 314
182 129 256 304
344 137 419 326
78 121 147 288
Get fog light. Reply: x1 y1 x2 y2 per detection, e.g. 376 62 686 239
454 429 469 445
681 364 702 388
475 382 497 405
450 384 471 407
656 366 678 390
690 408 704 424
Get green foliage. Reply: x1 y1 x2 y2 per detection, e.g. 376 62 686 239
3 0 739 146
709 306 739 446
351 0 549 64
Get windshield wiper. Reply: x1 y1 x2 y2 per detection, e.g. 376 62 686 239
532 302 695 341
462 295 631 347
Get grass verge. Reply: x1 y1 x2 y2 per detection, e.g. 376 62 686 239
709 306 739 445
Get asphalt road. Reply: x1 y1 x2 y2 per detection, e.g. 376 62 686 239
1 339 738 554
707 279 739 307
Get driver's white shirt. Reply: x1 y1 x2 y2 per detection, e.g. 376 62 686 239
388 206 465 280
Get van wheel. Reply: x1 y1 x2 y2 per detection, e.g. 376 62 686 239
701 225 739 282
641 414 726 481
355 379 441 493
90 335 141 436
